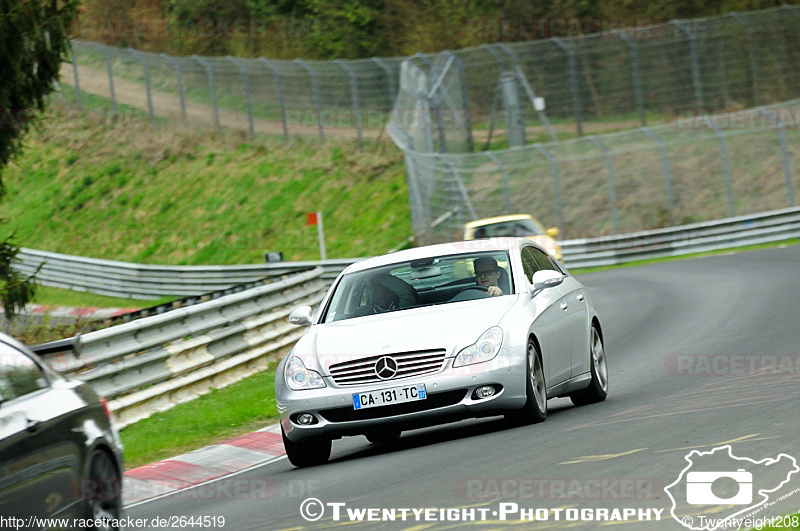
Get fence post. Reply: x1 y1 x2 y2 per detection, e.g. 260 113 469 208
227 57 255 140
481 45 507 150
640 127 677 225
192 56 219 131
500 72 526 148
70 45 83 110
370 57 396 112
497 43 557 142
701 116 736 217
615 30 646 126
758 107 795 207
588 136 621 233
128 49 154 124
258 58 288 143
295 59 324 144
335 60 362 146
91 42 117 115
551 38 582 137
533 145 565 234
486 153 512 214
444 160 477 223
729 12 760 106
161 54 187 126
674 21 705 111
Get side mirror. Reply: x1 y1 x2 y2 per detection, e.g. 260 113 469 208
529 270 565 296
288 306 313 326
546 227 560 238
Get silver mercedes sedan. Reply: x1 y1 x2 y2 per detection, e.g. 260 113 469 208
275 238 608 467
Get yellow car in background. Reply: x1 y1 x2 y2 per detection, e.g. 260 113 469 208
464 214 562 260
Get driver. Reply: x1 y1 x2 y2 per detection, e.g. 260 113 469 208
360 275 400 315
473 256 504 297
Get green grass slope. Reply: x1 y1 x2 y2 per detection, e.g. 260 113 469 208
2 113 410 264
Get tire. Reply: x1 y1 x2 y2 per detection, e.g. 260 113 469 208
505 338 547 425
570 325 609 406
282 426 331 467
83 450 121 531
365 430 401 444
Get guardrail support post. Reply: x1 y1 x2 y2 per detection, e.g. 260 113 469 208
258 58 289 142
640 127 677 225
192 56 220 131
552 38 582 136
335 59 363 147
534 145 565 234
91 43 117 116
588 136 621 233
701 116 736 216
129 49 154 124
759 107 795 206
227 57 255 140
161 54 187 126
295 59 324 144
674 21 705 111
615 30 646 126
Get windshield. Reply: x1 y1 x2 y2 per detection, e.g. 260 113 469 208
473 218 544 238
321 251 513 323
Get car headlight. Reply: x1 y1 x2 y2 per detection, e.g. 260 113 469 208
285 357 326 390
453 327 503 367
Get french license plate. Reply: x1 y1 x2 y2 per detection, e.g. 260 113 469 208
353 383 427 410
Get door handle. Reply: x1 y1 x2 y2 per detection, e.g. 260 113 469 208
26 418 40 433
560 301 568 311
577 294 585 302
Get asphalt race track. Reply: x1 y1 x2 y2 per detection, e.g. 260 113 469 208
126 245 800 530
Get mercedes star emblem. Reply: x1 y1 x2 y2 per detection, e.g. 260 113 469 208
375 356 398 380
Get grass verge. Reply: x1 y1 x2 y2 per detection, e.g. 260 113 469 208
119 366 279 469
31 285 177 308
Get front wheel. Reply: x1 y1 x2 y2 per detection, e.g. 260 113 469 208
282 426 331 467
570 325 608 406
505 338 547 425
84 450 122 531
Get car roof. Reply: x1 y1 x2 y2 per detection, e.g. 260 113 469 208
343 238 530 274
463 214 535 228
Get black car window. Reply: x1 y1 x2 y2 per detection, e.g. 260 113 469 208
530 247 559 273
0 344 48 400
520 247 539 281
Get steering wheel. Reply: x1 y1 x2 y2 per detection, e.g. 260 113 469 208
458 285 489 294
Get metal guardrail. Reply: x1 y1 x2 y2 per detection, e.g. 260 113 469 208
15 208 800 301
14 248 357 299
559 206 800 269
32 267 329 428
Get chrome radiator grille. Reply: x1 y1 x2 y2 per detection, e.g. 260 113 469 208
328 349 447 386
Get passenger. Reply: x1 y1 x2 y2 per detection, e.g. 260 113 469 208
473 256 504 297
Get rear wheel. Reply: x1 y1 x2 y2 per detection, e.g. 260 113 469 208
282 426 331 467
365 430 401 444
505 338 547 425
570 325 608 406
84 450 121 530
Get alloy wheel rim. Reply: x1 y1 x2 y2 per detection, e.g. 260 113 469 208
591 328 608 392
529 344 546 412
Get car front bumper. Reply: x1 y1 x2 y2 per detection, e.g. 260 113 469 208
277 346 527 442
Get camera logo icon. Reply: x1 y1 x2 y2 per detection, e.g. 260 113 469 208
686 469 753 505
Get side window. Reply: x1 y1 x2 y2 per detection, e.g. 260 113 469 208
531 247 558 272
520 247 540 281
0 345 48 401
